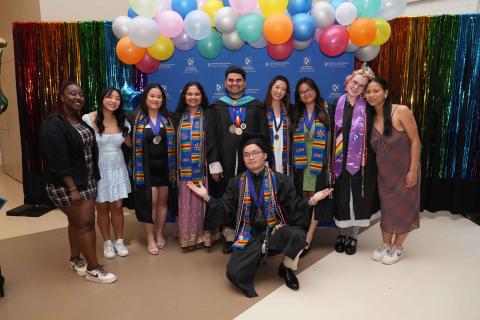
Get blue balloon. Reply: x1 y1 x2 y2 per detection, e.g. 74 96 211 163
331 0 346 10
127 7 137 18
222 0 230 6
292 13 316 42
287 0 312 16
172 0 197 19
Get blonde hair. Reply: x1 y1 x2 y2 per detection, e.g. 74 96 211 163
344 67 375 89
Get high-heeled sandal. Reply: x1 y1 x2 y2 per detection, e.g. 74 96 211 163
147 243 159 255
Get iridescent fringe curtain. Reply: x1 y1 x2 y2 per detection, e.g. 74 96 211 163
365 14 480 213
13 21 146 205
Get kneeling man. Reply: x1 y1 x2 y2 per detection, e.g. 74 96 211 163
188 134 332 297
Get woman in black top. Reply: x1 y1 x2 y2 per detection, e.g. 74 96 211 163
40 82 116 284
127 84 176 255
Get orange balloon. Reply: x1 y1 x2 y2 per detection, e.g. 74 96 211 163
349 18 377 47
263 14 293 45
116 36 145 65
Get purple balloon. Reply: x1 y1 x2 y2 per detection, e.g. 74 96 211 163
173 31 196 51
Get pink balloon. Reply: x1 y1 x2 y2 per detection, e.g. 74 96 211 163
230 0 258 15
314 27 324 43
318 25 349 57
136 52 160 73
267 37 294 60
156 10 184 38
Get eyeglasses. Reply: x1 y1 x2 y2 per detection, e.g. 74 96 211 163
243 150 264 159
299 88 314 96
351 79 367 90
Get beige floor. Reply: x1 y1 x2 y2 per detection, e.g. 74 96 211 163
0 172 479 320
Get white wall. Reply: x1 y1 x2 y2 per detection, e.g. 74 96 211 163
39 0 128 21
405 0 479 16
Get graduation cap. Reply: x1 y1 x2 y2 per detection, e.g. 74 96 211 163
238 133 271 154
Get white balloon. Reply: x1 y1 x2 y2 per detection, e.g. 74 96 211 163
249 37 267 49
128 16 160 48
345 40 359 53
112 16 132 39
335 2 357 26
376 0 406 21
294 39 312 50
184 10 212 40
158 0 172 11
312 0 331 6
129 0 161 18
311 2 335 28
222 31 245 51
214 7 240 34
355 45 380 62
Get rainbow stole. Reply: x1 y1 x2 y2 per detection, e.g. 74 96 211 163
293 114 327 175
132 112 176 185
267 107 289 174
233 168 284 250
178 109 203 182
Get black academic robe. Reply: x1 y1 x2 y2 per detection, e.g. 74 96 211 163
330 99 379 228
206 98 269 200
293 108 334 222
207 169 310 297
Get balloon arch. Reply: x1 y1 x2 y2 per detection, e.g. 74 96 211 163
113 0 406 73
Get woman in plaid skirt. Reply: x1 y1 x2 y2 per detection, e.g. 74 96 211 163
367 77 421 265
40 82 117 283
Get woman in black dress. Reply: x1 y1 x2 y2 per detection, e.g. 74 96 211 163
128 84 176 255
40 82 116 284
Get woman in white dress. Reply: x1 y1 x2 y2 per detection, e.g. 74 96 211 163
82 88 132 259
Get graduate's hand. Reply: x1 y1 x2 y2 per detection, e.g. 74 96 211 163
211 172 223 182
309 188 333 206
186 181 209 201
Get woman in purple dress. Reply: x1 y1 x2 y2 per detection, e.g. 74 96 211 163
367 77 421 265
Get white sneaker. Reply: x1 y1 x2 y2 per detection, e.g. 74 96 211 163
70 257 87 277
372 243 391 262
85 265 117 284
382 247 403 265
114 239 129 257
103 240 116 259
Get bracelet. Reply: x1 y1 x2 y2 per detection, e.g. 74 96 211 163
68 186 78 192
308 197 315 206
204 195 210 202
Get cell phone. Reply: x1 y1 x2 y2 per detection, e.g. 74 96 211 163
0 197 7 210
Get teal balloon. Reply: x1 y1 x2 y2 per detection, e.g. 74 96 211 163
197 29 223 59
236 13 264 43
352 0 381 18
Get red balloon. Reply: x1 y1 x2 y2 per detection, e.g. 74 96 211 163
267 37 294 60
319 25 349 57
136 52 160 73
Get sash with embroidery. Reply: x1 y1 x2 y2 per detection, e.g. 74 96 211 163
132 112 176 185
293 110 327 175
334 94 367 178
233 168 285 250
267 106 290 175
178 109 204 182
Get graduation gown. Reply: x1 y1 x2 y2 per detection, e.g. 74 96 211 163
207 169 310 297
206 98 269 200
330 98 379 228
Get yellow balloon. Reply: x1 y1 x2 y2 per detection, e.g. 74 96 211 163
259 0 288 17
147 35 174 61
371 18 392 46
202 0 224 25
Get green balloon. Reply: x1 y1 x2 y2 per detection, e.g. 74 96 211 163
352 0 381 18
197 29 223 59
236 13 264 43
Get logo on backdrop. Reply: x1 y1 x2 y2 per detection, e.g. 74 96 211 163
162 85 172 101
299 56 315 73
265 61 290 68
212 83 225 100
324 61 350 68
243 57 256 73
184 57 199 73
327 83 342 101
